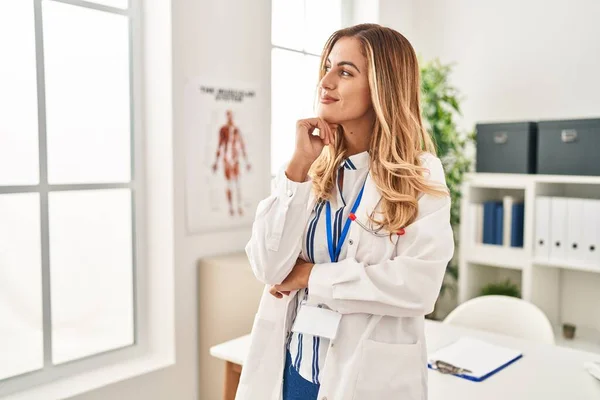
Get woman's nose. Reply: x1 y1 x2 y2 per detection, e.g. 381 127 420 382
319 72 336 91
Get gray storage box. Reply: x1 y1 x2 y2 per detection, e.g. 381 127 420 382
537 118 600 176
476 122 537 174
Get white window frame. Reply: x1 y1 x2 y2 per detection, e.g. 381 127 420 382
1 0 175 398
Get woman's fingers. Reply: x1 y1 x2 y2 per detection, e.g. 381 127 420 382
300 118 327 145
269 285 290 299
269 286 282 299
318 118 338 145
321 118 332 146
322 120 331 145
316 118 338 146
318 118 331 145
300 118 338 146
274 284 290 296
318 126 328 145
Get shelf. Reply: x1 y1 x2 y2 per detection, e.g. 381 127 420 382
464 244 528 270
460 173 600 346
535 174 600 185
554 324 600 354
533 258 600 274
465 172 600 187
464 173 530 189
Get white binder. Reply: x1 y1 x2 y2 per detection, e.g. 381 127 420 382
534 197 551 261
549 197 568 262
475 203 483 244
582 199 600 266
470 203 483 244
566 198 585 264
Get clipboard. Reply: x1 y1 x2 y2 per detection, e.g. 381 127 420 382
427 336 523 382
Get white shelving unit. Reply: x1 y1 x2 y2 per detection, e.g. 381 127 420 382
459 172 600 354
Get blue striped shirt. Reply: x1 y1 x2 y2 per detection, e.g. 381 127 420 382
286 151 370 384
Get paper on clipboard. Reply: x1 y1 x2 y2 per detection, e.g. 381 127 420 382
428 336 523 381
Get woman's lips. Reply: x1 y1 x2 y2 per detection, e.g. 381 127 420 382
320 96 339 104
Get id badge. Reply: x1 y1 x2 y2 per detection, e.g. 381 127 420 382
291 303 342 340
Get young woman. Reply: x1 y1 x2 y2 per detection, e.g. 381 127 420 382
237 23 455 400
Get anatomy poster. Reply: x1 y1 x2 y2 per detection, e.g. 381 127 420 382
184 78 263 235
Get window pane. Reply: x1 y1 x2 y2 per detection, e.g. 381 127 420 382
43 2 131 184
0 0 40 185
271 49 320 174
87 0 129 9
49 189 134 364
272 0 304 50
304 0 342 55
0 194 43 380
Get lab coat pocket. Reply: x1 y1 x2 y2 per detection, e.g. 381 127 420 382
240 316 275 384
353 339 423 400
357 231 392 266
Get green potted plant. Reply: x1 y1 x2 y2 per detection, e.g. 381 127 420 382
479 279 521 298
420 59 475 320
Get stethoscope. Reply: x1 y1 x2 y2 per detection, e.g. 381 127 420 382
349 212 405 237
325 180 406 263
349 213 404 237
348 198 406 238
330 170 406 240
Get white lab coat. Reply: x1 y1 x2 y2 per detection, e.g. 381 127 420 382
236 153 454 400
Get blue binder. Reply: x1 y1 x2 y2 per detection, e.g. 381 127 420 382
510 203 525 247
483 201 503 245
495 202 504 245
483 201 496 244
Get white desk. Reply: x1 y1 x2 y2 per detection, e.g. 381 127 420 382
425 320 600 400
210 320 600 400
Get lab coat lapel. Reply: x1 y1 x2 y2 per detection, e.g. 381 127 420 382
346 173 381 258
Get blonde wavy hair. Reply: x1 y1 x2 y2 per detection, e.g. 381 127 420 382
309 24 449 234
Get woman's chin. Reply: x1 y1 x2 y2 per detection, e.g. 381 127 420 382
316 109 341 124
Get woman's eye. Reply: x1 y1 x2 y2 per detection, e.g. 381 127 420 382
323 66 351 77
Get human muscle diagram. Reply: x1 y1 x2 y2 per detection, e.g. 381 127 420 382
184 78 265 235
211 110 252 216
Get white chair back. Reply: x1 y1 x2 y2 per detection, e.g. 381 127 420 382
443 295 555 344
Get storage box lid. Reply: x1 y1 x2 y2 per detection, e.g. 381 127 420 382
476 121 536 132
538 118 600 130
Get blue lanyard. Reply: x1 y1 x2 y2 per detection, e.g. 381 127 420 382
325 179 367 262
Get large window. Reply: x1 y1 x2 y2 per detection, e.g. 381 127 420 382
0 0 141 394
271 0 343 175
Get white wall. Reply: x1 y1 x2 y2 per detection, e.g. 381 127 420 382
69 0 271 399
377 0 416 44
349 0 379 25
390 0 600 130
